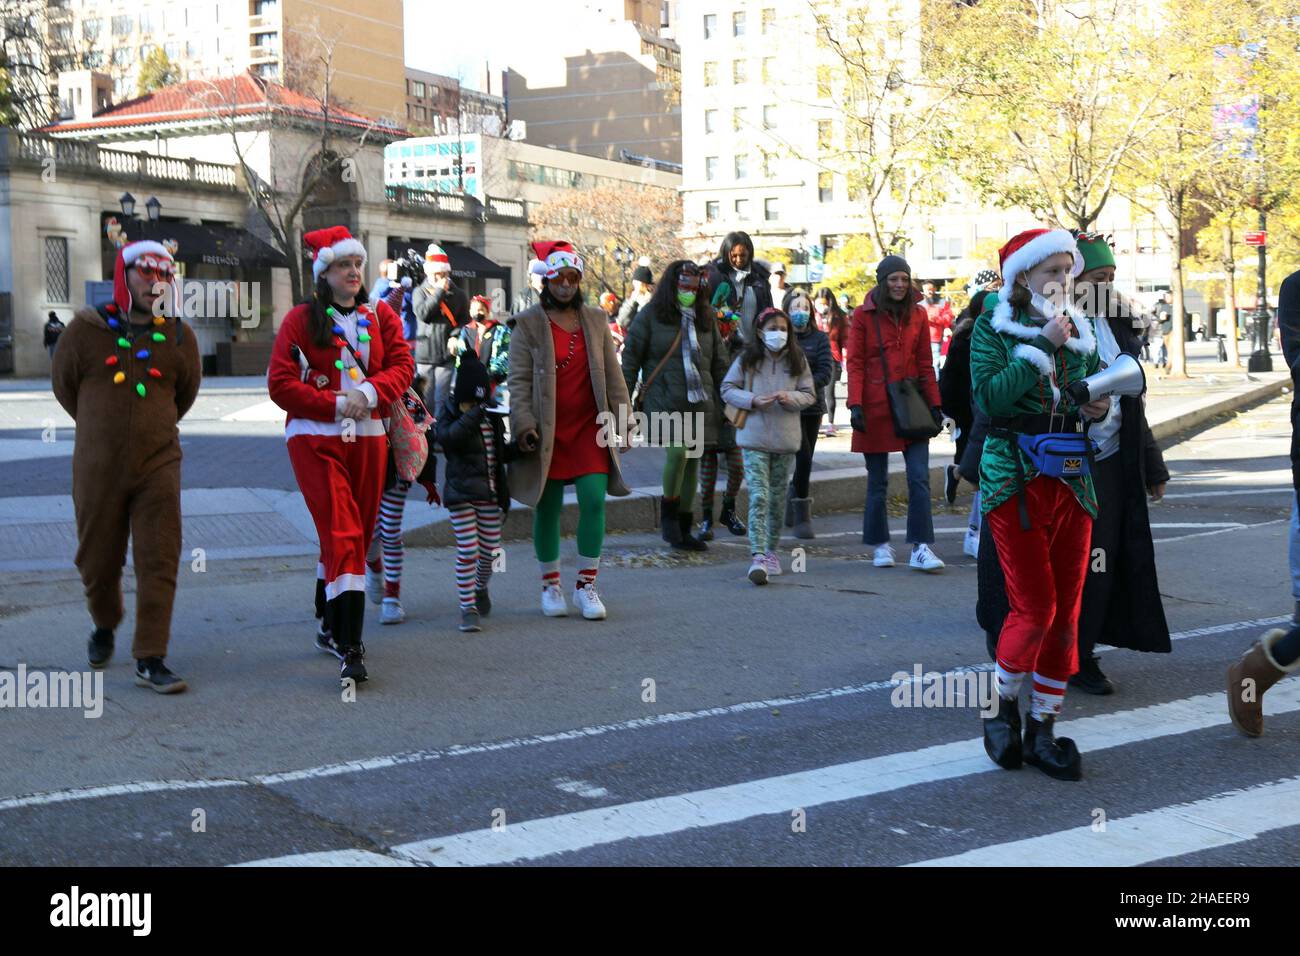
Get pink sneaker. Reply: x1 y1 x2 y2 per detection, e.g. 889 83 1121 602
765 551 783 576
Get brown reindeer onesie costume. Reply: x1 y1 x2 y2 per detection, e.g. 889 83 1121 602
51 240 200 692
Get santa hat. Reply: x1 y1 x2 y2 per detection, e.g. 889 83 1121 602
531 240 584 279
113 240 175 315
998 228 1083 291
425 243 452 275
304 226 366 282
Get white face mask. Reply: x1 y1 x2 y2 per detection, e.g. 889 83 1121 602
763 329 787 351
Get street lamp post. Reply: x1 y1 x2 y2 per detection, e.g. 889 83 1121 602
613 246 635 299
1247 209 1273 372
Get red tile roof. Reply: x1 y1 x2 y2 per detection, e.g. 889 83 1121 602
43 72 406 136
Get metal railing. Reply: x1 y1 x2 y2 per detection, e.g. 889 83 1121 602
385 185 529 223
0 129 239 189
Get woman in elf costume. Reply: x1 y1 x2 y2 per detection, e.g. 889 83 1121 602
267 227 414 688
972 227 1111 781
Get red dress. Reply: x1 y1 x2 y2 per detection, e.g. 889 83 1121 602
547 319 608 481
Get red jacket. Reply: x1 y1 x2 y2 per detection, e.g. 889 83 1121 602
923 298 954 344
846 288 940 454
267 300 413 439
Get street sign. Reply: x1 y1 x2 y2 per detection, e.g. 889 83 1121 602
1244 231 1267 246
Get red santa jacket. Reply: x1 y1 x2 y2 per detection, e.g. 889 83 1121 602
267 299 413 440
923 298 954 344
846 288 940 454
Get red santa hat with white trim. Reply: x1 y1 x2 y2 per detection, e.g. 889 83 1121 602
531 240 584 279
425 243 452 276
997 228 1083 291
304 226 367 282
113 240 175 315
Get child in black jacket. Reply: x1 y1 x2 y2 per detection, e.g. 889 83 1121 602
435 350 519 632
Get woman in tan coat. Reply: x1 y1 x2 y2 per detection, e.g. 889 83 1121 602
508 241 631 621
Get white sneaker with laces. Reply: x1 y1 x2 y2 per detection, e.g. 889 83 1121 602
365 565 383 605
963 530 980 559
872 544 896 567
380 597 404 624
910 543 945 572
541 584 569 617
574 583 607 620
748 555 768 585
766 550 782 576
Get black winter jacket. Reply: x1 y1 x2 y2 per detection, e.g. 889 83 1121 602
794 323 832 417
434 399 518 511
413 281 470 368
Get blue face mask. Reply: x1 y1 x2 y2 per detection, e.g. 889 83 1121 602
790 310 811 329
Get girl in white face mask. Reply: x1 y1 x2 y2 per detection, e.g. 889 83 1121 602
719 308 816 585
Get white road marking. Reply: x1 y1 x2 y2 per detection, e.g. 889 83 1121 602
231 849 415 867
553 778 611 799
387 681 1300 867
1 616 1289 813
1153 519 1286 543
908 775 1300 867
1161 486 1292 499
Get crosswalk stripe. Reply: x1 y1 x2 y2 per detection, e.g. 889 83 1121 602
908 774 1300 867
232 849 415 867
386 680 1300 867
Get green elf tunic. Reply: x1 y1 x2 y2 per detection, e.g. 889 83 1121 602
971 293 1102 519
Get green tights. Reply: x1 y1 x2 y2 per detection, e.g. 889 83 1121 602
662 445 698 512
533 472 608 563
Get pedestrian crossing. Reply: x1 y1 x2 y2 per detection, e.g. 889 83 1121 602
229 677 1300 868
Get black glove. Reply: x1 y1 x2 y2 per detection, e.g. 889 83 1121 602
931 406 945 430
850 406 866 433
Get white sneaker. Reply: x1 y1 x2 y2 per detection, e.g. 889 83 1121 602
910 543 945 572
365 565 383 605
748 555 768 585
963 530 980 559
380 597 404 624
872 544 896 567
574 583 607 620
541 584 569 617
766 550 782 576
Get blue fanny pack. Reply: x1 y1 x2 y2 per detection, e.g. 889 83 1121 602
1016 431 1095 479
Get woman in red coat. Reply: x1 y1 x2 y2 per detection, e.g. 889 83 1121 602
847 255 947 572
267 226 414 688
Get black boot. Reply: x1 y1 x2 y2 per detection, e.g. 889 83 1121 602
1023 713 1082 781
784 484 795 528
87 627 114 669
720 495 746 535
982 695 1023 770
1068 654 1115 695
332 592 368 686
697 502 715 541
660 497 684 547
676 512 708 551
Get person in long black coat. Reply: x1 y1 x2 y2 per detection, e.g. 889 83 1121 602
976 256 1171 691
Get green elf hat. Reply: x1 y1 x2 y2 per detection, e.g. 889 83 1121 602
1075 231 1116 273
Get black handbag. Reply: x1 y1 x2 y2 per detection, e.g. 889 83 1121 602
872 310 940 440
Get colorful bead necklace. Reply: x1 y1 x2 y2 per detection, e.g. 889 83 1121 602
326 304 372 381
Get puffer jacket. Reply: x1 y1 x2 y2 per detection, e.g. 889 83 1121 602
433 399 518 511
719 350 815 454
621 303 729 447
794 323 832 417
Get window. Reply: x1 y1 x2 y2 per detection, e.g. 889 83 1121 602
765 197 780 221
932 235 963 260
705 156 719 181
734 198 751 220
703 109 717 134
732 106 747 132
186 40 201 57
817 121 833 150
705 200 720 221
817 64 833 98
732 59 747 84
761 152 774 178
44 237 70 304
703 13 716 39
763 104 777 129
818 171 834 203
112 47 132 66
733 11 746 36
84 50 105 68
762 8 776 33
734 154 749 179
411 80 425 97
53 23 73 43
762 57 775 84
703 61 717 86
139 10 154 32
82 18 101 40
110 14 132 35
164 42 179 59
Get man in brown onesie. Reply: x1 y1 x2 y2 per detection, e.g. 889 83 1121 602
52 240 201 693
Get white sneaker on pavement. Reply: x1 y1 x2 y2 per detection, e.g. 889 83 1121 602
748 555 769 585
380 596 404 624
574 583 607 620
365 565 383 605
541 584 569 617
963 530 980 559
910 543 945 572
872 544 896 567
766 550 782 576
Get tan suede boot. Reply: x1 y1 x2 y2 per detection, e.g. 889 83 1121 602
1227 629 1300 737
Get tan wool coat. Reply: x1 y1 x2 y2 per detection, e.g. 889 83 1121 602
507 302 632 507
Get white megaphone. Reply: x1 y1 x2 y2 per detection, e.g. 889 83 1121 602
1065 353 1146 406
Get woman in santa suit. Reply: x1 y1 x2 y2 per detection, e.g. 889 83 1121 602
268 226 414 687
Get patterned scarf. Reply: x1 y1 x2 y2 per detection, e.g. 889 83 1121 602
680 305 705 404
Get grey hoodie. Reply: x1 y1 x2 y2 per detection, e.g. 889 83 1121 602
719 350 815 453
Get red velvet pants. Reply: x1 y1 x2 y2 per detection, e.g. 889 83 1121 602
987 475 1092 683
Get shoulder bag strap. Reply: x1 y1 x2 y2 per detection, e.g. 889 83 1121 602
641 324 684 394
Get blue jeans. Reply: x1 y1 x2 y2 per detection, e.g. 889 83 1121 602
862 442 934 547
1290 495 1300 602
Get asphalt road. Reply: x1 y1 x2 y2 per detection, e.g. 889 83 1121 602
0 388 1296 866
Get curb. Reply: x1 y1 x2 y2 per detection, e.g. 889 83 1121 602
403 376 1289 548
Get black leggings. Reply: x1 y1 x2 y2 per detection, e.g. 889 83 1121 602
1274 625 1300 667
791 415 822 498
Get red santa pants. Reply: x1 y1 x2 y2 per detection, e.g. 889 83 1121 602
987 475 1092 684
288 433 387 600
